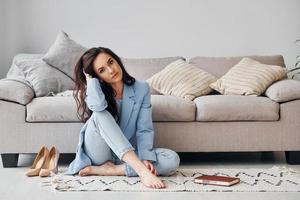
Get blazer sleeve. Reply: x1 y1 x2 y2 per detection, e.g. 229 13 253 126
85 78 108 112
136 83 157 163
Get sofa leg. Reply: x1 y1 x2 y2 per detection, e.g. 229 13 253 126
1 154 19 167
285 151 300 164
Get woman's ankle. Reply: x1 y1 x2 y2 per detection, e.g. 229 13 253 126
136 166 152 178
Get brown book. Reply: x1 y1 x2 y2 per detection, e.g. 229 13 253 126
194 175 240 186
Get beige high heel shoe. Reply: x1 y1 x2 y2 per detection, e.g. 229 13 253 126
25 146 49 177
39 146 60 177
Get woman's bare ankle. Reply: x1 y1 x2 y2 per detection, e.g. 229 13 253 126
137 167 152 178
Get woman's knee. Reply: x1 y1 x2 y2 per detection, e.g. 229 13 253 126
92 111 118 130
167 150 180 173
92 110 115 120
155 148 180 176
92 110 110 121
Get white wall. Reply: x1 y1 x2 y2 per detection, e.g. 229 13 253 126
1 0 300 78
0 1 5 74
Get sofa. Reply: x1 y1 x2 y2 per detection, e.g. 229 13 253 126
1 54 300 168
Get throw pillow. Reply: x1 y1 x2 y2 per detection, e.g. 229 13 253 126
264 79 300 102
15 59 75 97
121 56 186 95
42 30 87 80
6 53 44 89
0 79 34 105
209 57 288 96
146 59 217 100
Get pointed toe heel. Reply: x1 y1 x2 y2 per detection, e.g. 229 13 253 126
25 146 49 177
39 146 60 177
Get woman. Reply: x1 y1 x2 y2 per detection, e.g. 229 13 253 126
65 47 180 189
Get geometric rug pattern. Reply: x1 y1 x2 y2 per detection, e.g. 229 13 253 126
41 166 300 192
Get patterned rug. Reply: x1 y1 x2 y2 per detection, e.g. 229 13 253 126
41 166 300 192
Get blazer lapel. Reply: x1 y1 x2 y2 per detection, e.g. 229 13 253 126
120 84 136 132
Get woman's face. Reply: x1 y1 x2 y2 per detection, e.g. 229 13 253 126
92 52 123 84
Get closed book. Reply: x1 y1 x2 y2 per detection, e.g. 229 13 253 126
194 175 240 186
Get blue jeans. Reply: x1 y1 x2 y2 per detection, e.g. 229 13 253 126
83 111 180 177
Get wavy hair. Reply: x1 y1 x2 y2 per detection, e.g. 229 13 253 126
73 47 135 122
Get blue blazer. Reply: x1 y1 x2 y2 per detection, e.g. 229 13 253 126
65 78 156 175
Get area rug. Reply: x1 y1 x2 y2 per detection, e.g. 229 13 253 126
41 166 300 192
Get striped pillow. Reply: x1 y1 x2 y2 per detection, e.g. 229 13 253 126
209 57 288 96
146 59 217 100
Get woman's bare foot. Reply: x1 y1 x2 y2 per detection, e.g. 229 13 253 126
78 161 125 176
139 170 165 189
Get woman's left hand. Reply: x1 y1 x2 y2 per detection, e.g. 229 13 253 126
142 160 157 176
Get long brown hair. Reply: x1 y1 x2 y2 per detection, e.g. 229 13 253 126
73 47 135 122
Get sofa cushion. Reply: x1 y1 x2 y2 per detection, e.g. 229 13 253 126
147 59 217 100
26 94 196 122
151 95 196 121
42 31 87 80
26 96 79 122
193 95 279 121
209 58 287 96
0 79 34 105
264 79 300 103
189 55 285 78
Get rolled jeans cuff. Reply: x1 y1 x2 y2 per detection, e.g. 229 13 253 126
117 146 135 161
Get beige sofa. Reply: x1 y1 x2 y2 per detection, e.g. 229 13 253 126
1 54 300 167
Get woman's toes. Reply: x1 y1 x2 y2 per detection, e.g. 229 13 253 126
79 166 92 176
78 170 85 176
158 182 164 189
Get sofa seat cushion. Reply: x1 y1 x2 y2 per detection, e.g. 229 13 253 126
26 95 196 122
151 95 196 121
193 95 279 121
26 96 79 122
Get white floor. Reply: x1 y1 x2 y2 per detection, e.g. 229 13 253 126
0 151 300 200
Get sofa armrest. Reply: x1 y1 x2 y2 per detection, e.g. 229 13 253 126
264 79 300 103
0 79 34 105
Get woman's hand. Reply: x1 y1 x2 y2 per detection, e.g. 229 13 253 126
142 160 157 176
83 69 93 82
